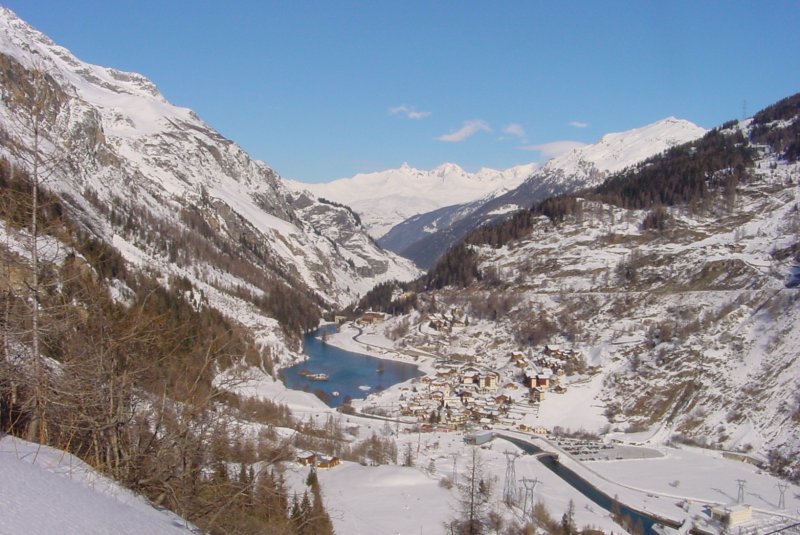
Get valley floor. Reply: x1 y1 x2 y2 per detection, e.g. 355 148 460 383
253 325 800 535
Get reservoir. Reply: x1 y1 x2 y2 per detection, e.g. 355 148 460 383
282 324 423 407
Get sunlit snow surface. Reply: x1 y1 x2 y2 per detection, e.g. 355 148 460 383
0 436 197 535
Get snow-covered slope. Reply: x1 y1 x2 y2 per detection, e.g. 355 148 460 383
548 116 707 177
381 118 707 268
287 162 537 239
0 436 197 535
0 7 419 316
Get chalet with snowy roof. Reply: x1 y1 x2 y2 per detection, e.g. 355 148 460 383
435 367 456 378
536 372 552 389
470 406 502 422
494 394 510 405
523 369 538 388
316 456 340 469
442 395 462 408
362 311 387 324
405 404 426 417
459 389 476 404
543 345 576 359
430 390 446 403
296 451 316 466
531 387 546 402
460 366 481 382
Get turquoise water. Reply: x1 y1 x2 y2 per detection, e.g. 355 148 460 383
281 325 422 407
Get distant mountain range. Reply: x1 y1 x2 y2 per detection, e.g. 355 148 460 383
389 117 707 268
286 161 538 239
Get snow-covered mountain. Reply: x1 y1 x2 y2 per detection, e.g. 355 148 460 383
0 6 419 321
286 162 538 239
381 117 707 267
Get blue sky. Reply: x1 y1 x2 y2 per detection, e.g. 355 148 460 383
4 1 799 182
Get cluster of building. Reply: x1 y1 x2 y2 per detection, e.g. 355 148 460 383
400 362 505 427
357 311 386 326
427 308 468 332
396 345 578 430
513 347 571 401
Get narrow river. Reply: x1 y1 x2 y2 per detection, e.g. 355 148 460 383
281 324 422 407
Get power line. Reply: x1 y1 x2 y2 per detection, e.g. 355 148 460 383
736 479 746 503
776 483 788 510
503 451 518 506
521 477 539 522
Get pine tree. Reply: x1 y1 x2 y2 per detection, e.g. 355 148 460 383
453 447 490 535
307 473 335 535
560 499 577 535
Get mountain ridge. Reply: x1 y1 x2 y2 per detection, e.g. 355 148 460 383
379 117 707 267
0 6 419 319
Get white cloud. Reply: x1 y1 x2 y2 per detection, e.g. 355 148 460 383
388 104 431 120
436 120 492 142
520 140 587 159
568 120 589 128
502 123 526 138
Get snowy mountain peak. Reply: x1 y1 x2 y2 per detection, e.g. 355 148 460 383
378 118 707 268
0 7 163 102
432 162 465 177
549 117 707 177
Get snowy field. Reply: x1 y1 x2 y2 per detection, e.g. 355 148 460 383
584 445 800 524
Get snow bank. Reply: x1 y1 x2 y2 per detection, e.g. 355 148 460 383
0 436 196 535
